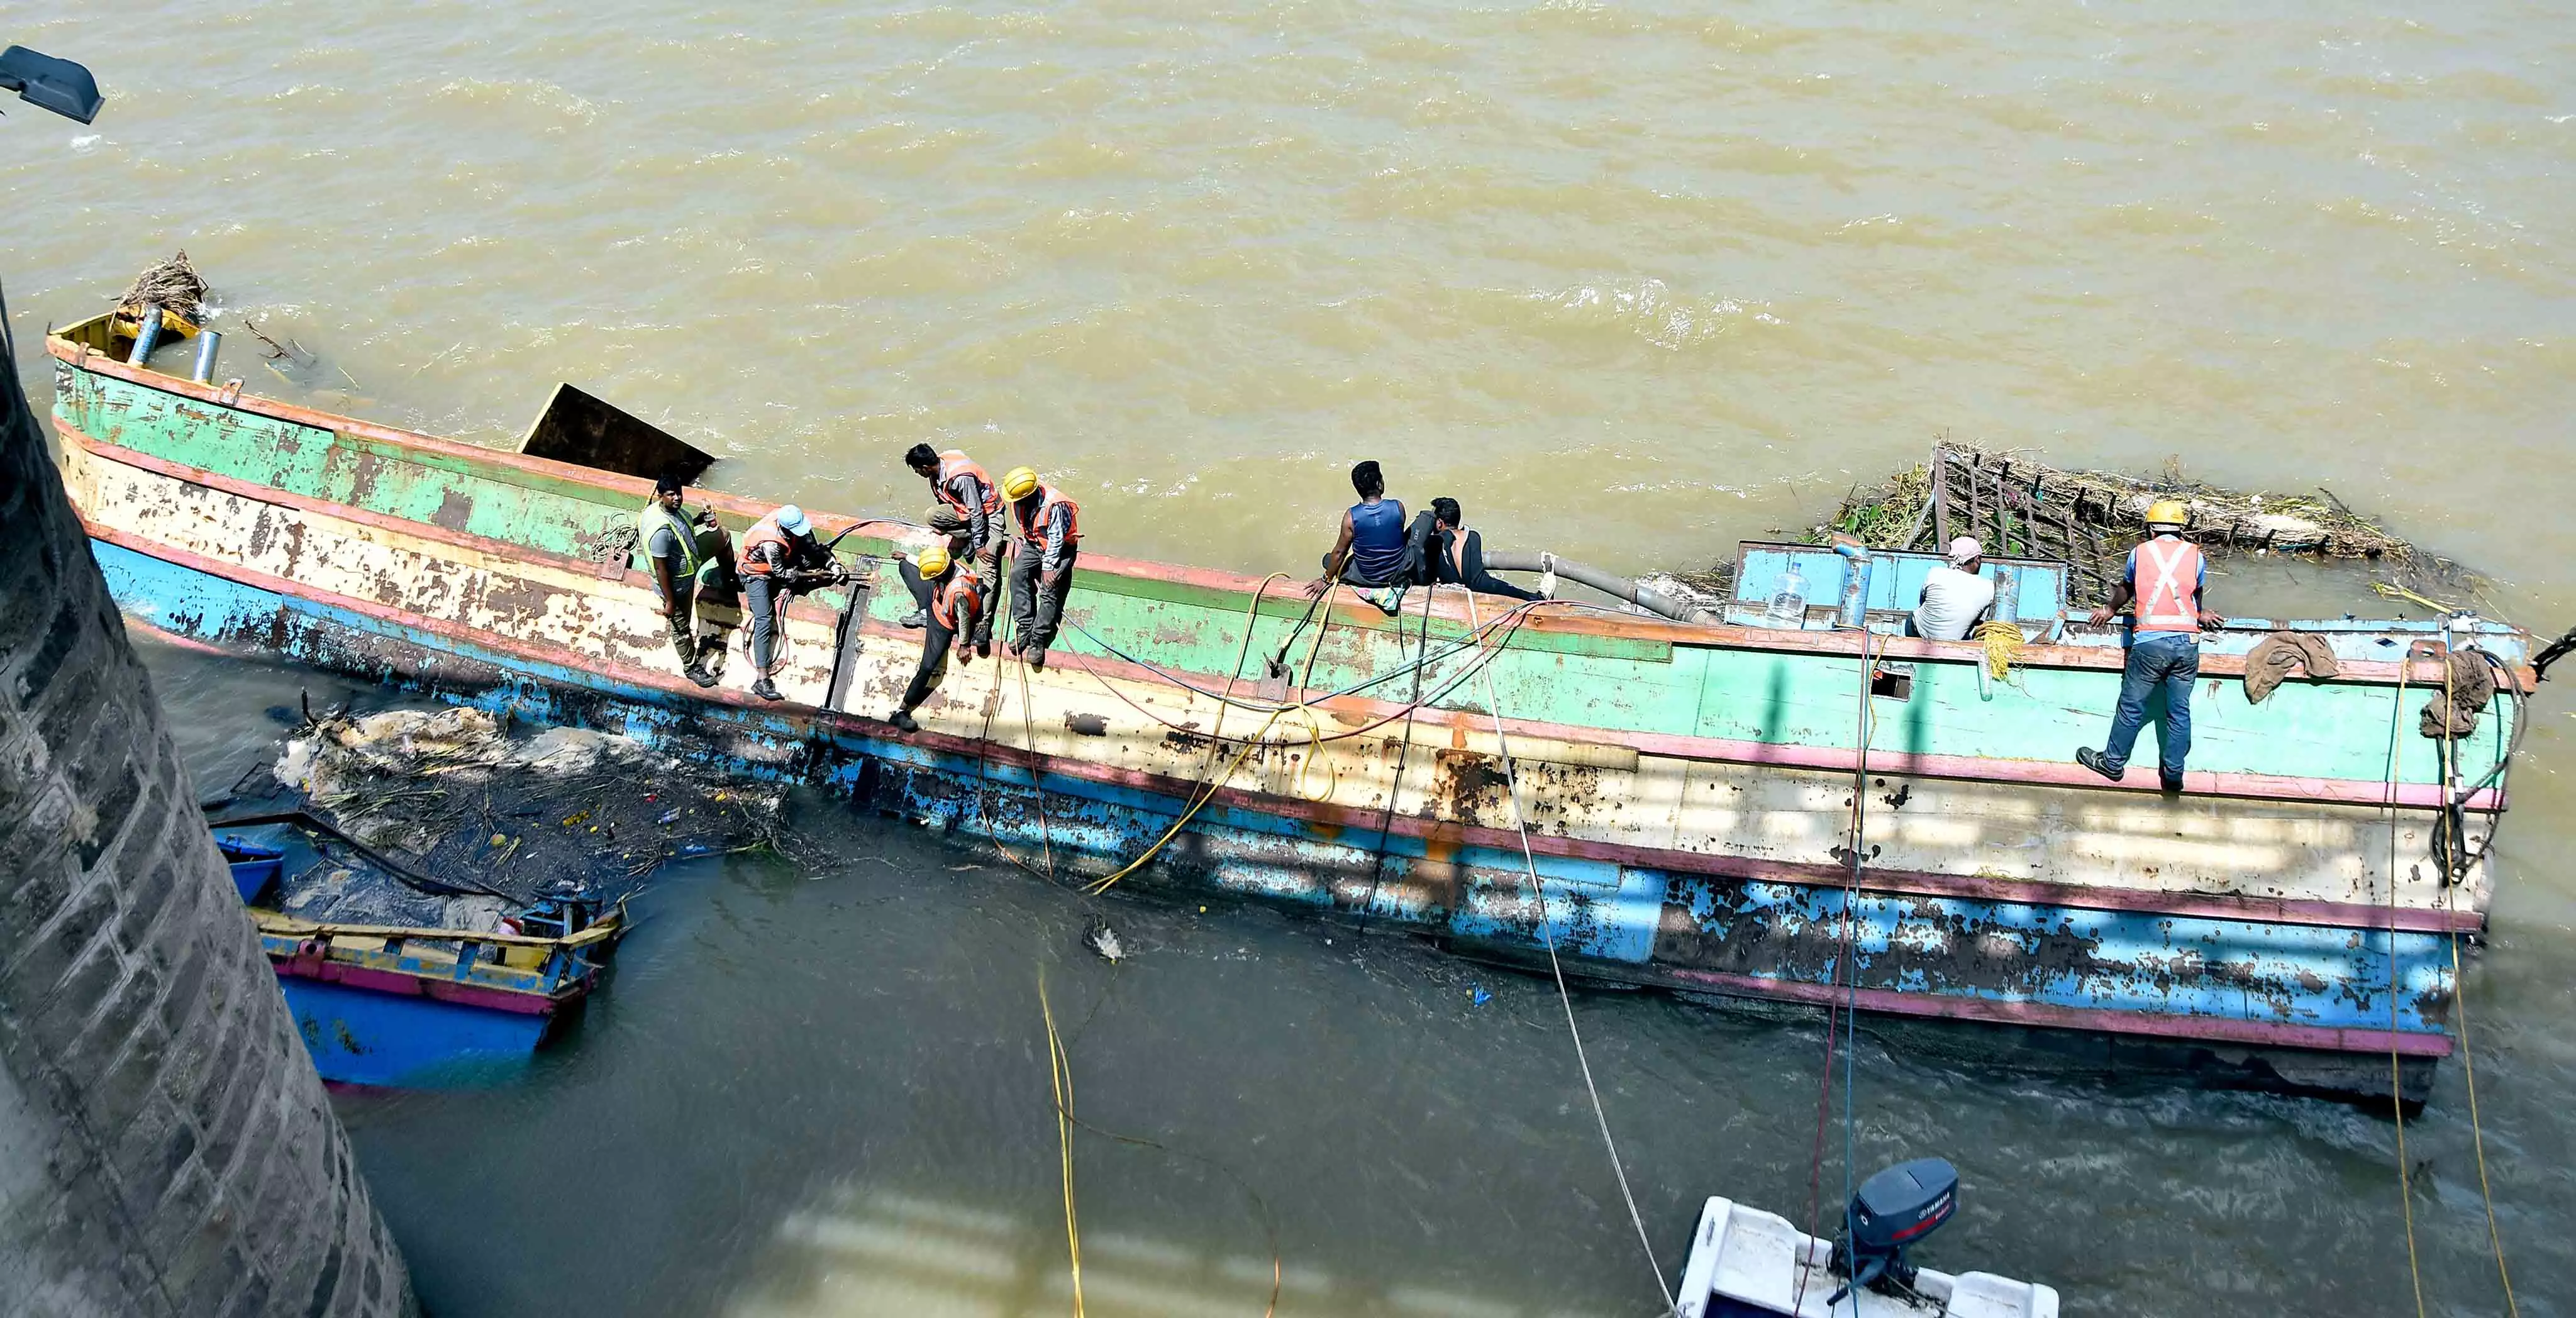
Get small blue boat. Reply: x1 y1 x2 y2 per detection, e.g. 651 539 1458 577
217 822 621 1086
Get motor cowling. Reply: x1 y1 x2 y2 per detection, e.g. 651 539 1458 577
1829 1158 1958 1304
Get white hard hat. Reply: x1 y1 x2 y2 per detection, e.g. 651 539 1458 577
775 504 812 536
1946 536 1982 565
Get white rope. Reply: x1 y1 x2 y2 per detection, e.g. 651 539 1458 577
1462 591 1677 1314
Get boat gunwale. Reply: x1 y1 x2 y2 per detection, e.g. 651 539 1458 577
49 336 2536 687
90 514 2490 934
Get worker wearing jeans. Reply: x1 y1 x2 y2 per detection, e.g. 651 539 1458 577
2078 501 2224 793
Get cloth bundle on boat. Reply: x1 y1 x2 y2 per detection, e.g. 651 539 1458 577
2419 649 2497 740
2241 632 2340 704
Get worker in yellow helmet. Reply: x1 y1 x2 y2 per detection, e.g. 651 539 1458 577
2077 499 2226 793
998 465 1081 671
889 543 985 733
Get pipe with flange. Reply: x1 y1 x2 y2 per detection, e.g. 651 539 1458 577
1479 550 1709 623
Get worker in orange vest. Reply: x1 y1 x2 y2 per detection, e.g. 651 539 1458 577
902 443 1002 656
734 504 841 702
999 465 1080 671
890 544 985 733
2077 500 2227 792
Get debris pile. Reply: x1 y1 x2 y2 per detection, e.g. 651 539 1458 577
271 706 795 907
1792 443 2475 608
117 250 209 327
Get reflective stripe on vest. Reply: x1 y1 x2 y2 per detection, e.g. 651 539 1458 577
2134 537 2204 631
936 450 1002 516
1010 486 1082 543
737 512 793 577
636 501 702 577
931 573 984 631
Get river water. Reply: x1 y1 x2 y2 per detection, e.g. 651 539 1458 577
10 1 2576 1314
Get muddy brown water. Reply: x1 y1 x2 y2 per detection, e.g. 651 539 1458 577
13 1 2576 1313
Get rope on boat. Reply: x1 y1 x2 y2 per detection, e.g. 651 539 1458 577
1359 589 1438 928
1794 629 1886 1311
2436 633 2524 1316
2446 882 2523 1315
2385 658 2429 1318
1458 590 1677 1317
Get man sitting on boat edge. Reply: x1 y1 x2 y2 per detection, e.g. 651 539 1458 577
891 544 985 733
1308 458 1407 614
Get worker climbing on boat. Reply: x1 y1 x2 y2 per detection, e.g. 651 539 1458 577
639 474 736 688
999 465 1080 672
2076 501 2226 792
1908 536 1996 641
902 443 1003 656
1307 458 1407 614
889 544 985 733
735 504 843 703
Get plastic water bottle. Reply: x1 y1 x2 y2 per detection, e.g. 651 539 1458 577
1765 563 1808 627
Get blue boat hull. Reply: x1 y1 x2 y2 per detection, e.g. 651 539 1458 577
277 977 552 1087
102 537 2450 1102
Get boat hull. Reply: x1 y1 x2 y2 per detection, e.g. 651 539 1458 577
275 975 557 1087
104 534 2452 1103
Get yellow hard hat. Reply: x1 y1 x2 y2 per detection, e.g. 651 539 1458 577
1001 465 1040 501
2145 499 2189 528
915 545 951 577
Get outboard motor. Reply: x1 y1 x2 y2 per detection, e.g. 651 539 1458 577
1826 1158 1958 1305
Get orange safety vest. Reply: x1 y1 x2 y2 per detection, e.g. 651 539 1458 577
934 450 1002 517
736 512 796 578
1009 485 1082 545
931 571 984 632
2132 537 2205 633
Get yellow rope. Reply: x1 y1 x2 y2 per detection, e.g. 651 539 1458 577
2436 641 2522 1316
2446 883 2523 1315
2385 657 2428 1318
1079 581 1336 897
1040 968 1086 1318
1970 619 2025 682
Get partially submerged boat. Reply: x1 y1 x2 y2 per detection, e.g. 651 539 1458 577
216 818 619 1085
54 306 2533 1104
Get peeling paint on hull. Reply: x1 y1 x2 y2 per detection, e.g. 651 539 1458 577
93 536 2458 1104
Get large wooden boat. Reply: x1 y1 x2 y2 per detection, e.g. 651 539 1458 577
46 309 2532 1104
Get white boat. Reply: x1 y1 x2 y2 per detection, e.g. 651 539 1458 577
1672 1165 2058 1318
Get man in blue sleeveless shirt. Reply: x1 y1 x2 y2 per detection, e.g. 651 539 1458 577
1308 460 1407 613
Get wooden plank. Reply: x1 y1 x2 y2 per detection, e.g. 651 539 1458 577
1931 445 1951 548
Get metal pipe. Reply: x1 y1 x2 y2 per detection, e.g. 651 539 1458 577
1480 550 1706 623
127 302 163 365
189 330 222 383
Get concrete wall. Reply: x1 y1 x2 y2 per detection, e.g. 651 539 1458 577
0 296 413 1314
